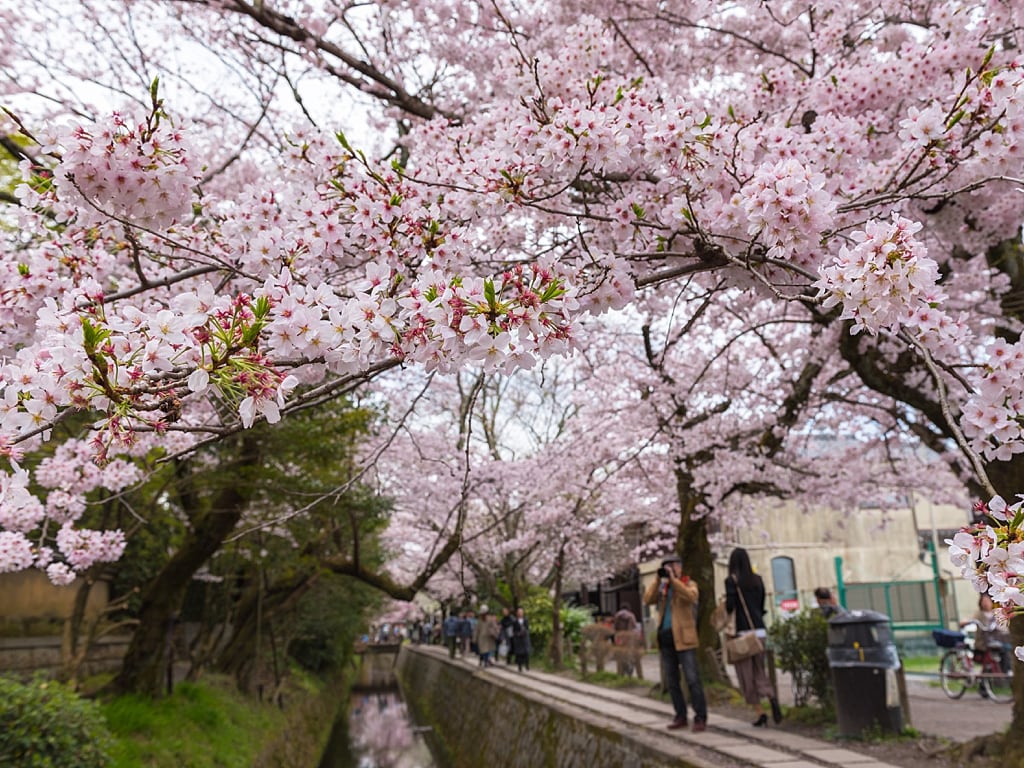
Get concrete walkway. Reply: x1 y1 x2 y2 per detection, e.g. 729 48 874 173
420 645 900 768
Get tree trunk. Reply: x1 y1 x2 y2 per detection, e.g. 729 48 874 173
674 465 729 684
59 576 95 685
106 435 261 697
212 568 317 692
549 542 565 670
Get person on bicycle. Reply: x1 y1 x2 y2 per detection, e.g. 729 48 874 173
974 594 1011 674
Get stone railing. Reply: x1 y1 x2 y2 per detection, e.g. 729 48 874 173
0 635 130 678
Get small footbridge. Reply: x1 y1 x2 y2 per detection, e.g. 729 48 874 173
351 641 402 689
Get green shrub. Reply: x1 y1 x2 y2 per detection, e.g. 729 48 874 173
521 593 594 658
0 674 112 768
769 609 833 710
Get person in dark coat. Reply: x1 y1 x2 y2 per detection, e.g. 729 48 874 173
510 607 532 671
725 547 782 726
499 606 515 664
442 613 460 659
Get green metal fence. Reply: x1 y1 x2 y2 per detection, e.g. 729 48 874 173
834 547 946 634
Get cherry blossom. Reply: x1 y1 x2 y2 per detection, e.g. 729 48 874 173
0 3 1023 726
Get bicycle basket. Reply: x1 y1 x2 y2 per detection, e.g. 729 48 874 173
932 628 965 647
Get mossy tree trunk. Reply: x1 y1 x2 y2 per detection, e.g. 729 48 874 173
674 465 729 685
106 434 261 698
213 568 319 693
549 539 566 670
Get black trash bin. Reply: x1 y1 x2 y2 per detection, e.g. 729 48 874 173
826 610 903 737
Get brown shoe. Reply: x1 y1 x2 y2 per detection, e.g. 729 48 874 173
667 717 688 730
692 720 707 733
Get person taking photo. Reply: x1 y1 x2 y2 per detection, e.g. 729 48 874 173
643 554 708 732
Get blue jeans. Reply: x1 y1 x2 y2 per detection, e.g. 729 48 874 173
659 635 707 722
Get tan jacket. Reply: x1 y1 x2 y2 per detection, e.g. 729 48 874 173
474 615 501 654
643 573 700 651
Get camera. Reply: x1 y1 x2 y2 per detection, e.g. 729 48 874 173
657 566 669 578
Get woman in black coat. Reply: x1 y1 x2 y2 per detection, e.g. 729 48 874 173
725 547 782 726
510 607 532 672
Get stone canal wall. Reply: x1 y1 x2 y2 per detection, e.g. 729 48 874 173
0 635 130 678
395 646 686 768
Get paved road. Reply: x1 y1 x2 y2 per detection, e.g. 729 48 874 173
892 673 1011 743
644 655 1012 743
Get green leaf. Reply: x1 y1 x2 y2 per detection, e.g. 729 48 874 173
1011 507 1024 532
81 318 108 354
981 45 995 71
335 130 354 153
946 110 966 131
252 296 271 319
540 281 565 302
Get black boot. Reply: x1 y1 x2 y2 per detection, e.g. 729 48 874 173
752 714 768 727
770 697 783 724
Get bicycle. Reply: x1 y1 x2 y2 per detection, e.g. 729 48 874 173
932 625 1013 703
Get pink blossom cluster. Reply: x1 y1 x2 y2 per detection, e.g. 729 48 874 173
896 105 948 148
20 110 199 230
0 531 35 574
0 243 582 469
0 459 127 582
55 524 126 571
741 159 836 265
257 258 581 377
962 339 1024 461
947 496 1024 662
815 215 958 345
0 463 46 533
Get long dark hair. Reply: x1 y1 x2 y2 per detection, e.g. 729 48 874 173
728 547 760 590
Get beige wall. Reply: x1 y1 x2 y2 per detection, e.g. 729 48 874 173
0 570 108 627
639 494 978 631
713 495 977 627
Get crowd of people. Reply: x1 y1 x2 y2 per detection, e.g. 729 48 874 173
367 604 534 673
439 605 534 671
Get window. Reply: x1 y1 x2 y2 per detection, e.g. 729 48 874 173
771 556 798 609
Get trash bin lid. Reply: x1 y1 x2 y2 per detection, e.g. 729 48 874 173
827 644 901 668
828 609 890 625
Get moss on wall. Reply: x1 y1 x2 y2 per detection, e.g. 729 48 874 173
252 671 350 768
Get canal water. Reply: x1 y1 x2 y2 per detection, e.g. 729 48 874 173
318 689 438 768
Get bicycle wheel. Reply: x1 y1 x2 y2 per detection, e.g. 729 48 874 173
982 662 1013 703
940 650 970 699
